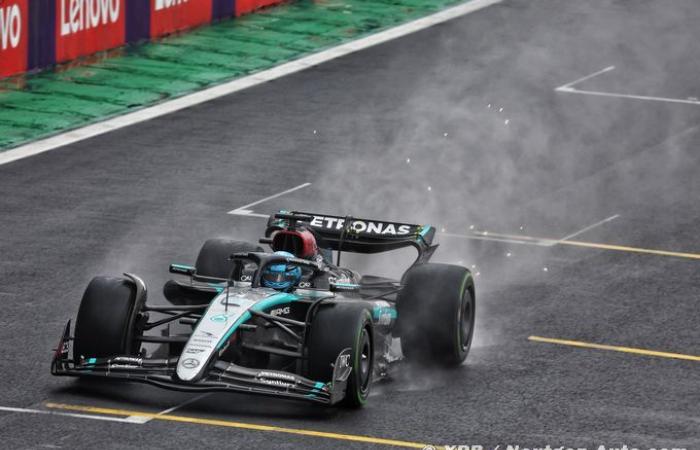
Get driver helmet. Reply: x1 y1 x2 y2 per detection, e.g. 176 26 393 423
261 251 302 291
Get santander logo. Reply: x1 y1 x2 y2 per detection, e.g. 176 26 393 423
0 4 22 51
60 0 121 36
155 0 189 10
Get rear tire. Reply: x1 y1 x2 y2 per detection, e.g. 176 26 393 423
195 239 263 279
73 276 145 362
397 263 475 367
307 303 374 408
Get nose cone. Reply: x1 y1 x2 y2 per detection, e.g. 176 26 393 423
176 291 257 382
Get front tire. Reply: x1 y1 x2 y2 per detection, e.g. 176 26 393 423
307 303 374 408
73 276 145 362
397 263 475 367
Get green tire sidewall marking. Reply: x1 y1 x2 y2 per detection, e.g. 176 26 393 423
354 309 371 405
454 272 471 356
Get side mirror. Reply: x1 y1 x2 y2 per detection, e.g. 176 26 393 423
169 263 195 276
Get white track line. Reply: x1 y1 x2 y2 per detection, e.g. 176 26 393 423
557 88 700 106
0 405 142 424
129 393 210 424
556 66 700 106
441 231 555 246
228 182 311 216
556 65 616 90
557 214 619 242
0 0 502 167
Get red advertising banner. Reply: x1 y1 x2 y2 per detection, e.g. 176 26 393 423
0 0 29 77
150 0 212 38
236 0 282 16
55 0 126 62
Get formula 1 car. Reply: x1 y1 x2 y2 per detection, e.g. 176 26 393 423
51 212 475 407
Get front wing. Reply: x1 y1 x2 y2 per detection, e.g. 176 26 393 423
51 321 352 405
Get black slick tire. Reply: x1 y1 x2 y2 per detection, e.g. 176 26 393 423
397 263 475 366
307 303 374 408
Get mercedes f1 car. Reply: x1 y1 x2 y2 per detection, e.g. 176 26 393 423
51 212 475 407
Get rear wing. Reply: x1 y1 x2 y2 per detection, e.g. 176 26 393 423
266 211 437 261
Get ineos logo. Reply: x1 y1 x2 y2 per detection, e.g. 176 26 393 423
181 358 200 369
0 5 22 51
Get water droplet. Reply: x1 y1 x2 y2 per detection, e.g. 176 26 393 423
504 119 510 125
313 130 317 134
427 186 432 191
506 252 512 257
406 158 411 164
499 107 504 112
543 267 548 272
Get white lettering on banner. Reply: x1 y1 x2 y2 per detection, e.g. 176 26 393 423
154 0 190 11
60 0 120 36
0 5 22 51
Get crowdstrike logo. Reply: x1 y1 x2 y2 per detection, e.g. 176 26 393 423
0 4 22 51
155 0 189 10
60 0 120 36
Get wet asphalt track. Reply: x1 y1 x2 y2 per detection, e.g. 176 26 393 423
1 0 700 448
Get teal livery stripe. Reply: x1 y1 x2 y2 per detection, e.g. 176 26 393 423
216 292 300 349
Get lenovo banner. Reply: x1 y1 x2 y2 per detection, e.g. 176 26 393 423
236 0 281 16
150 0 212 38
55 0 126 62
0 0 29 77
1 0 286 78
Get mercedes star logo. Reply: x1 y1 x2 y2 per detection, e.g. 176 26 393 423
181 358 200 369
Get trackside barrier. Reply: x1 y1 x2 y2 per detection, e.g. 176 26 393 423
0 0 284 78
0 0 29 76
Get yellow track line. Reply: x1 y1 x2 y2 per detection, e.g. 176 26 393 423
558 239 700 260
529 336 700 362
466 231 700 260
44 403 432 448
